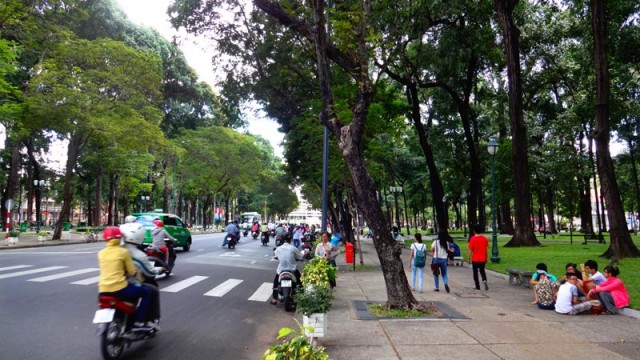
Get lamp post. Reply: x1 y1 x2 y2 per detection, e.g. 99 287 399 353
390 186 402 230
487 138 500 263
461 191 467 238
33 179 50 232
140 196 150 212
264 193 273 224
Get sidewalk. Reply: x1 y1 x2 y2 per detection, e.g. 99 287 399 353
0 231 88 249
323 237 640 360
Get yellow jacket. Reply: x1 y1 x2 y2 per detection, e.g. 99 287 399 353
98 239 135 293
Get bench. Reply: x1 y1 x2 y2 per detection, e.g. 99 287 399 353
448 256 464 266
583 233 605 244
507 268 534 288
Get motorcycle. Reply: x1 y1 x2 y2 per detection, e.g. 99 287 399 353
260 231 269 246
143 241 175 277
275 234 285 247
251 231 259 240
93 295 157 360
301 232 316 259
276 270 299 312
242 229 249 237
224 233 237 249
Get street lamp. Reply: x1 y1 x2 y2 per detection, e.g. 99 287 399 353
487 138 500 263
140 196 150 212
389 186 402 230
264 193 273 224
33 179 50 232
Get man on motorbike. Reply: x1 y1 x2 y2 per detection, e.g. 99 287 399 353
274 223 286 245
97 226 152 330
223 220 239 247
271 235 303 305
260 222 270 243
151 219 177 271
120 222 163 330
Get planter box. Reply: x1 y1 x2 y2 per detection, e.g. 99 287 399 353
8 237 19 246
303 313 327 338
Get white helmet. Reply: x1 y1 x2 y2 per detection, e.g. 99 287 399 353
124 215 137 223
119 222 146 245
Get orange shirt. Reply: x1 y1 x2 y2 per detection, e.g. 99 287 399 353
468 234 489 262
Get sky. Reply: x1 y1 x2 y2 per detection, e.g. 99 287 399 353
115 0 285 158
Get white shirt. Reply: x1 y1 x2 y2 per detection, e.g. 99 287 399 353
555 282 578 314
274 242 303 274
315 241 336 259
591 271 606 285
431 240 448 259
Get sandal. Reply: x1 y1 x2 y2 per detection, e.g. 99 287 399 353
270 299 277 305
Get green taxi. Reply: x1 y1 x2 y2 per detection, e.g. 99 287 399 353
131 212 193 251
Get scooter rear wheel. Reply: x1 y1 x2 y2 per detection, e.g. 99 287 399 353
100 321 125 360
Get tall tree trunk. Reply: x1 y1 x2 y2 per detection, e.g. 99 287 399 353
1 135 21 230
590 0 640 258
93 164 103 227
494 0 539 247
53 132 86 240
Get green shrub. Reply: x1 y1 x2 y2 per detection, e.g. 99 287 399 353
294 285 333 316
262 323 330 360
8 230 20 238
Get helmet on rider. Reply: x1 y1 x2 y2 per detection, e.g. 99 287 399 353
124 215 137 223
119 223 146 245
153 219 164 227
103 226 123 241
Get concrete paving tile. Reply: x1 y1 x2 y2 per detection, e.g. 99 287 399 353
381 321 478 345
322 320 388 346
322 345 399 360
451 304 544 322
561 316 640 343
396 344 501 360
599 342 640 359
488 343 631 360
458 320 581 344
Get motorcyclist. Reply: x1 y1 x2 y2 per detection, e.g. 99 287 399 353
120 222 162 330
270 235 303 305
97 226 152 330
223 220 239 247
274 223 286 244
151 220 177 272
260 222 270 243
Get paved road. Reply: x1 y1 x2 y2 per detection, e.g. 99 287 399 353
0 233 296 360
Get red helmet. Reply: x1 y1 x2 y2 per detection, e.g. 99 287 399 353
154 219 164 228
103 226 123 241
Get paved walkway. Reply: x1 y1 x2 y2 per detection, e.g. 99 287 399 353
4 233 639 360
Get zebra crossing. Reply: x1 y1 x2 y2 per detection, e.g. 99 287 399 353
0 264 274 302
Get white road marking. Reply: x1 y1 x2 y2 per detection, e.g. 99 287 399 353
204 279 243 297
0 265 33 272
161 276 208 293
71 276 100 285
28 268 98 282
248 282 274 302
0 266 67 280
220 252 241 257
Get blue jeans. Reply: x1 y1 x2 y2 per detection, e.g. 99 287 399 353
113 283 151 324
293 238 300 248
433 258 448 289
411 265 424 290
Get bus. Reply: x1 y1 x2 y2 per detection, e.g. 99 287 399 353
240 212 262 229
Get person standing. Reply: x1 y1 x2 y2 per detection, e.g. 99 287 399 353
431 233 452 293
315 231 337 288
468 224 489 291
293 225 303 248
409 233 426 292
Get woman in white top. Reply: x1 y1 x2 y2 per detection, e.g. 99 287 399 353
431 233 453 293
409 233 426 292
315 231 337 288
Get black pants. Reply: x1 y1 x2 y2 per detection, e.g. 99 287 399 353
472 261 487 289
142 282 160 321
272 269 302 300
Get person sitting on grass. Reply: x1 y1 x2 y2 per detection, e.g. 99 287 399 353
588 265 629 314
532 272 559 310
581 260 606 293
529 263 557 304
555 272 592 315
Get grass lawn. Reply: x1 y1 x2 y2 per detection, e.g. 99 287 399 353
388 228 639 309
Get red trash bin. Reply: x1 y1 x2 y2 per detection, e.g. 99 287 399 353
345 241 354 264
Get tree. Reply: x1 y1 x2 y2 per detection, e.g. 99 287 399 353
590 0 640 258
26 37 165 238
493 0 540 247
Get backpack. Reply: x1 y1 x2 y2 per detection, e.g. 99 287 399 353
414 244 426 268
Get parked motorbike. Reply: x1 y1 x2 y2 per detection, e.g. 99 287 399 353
260 231 269 246
93 295 157 360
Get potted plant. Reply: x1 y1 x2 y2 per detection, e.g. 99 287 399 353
8 230 20 246
262 322 330 360
37 230 49 243
295 285 333 339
